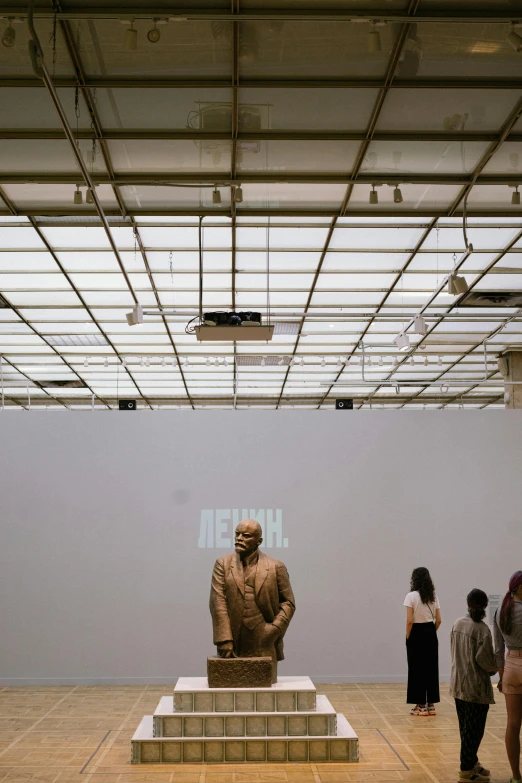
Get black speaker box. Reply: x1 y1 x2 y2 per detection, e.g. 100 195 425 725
119 399 137 410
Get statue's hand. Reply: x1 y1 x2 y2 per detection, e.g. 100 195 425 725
216 641 236 658
263 624 281 642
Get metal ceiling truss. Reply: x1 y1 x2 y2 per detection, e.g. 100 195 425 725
2 77 522 90
2 6 521 23
1 173 521 186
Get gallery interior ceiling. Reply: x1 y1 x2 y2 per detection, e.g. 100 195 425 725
0 1 521 410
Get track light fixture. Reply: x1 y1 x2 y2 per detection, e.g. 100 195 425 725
122 358 127 368
447 272 469 295
2 20 16 48
278 356 284 366
86 188 94 204
368 22 381 53
512 186 521 206
508 24 522 52
413 314 427 335
104 357 109 368
233 185 243 203
145 357 150 367
393 332 410 351
214 357 220 367
161 357 166 367
73 186 83 205
147 20 161 43
212 187 221 205
261 356 266 366
223 357 228 367
124 21 138 50
321 357 326 367
84 357 89 368
140 357 145 367
300 357 305 367
369 186 378 205
393 185 403 204
206 357 211 367
126 303 143 326
183 357 188 368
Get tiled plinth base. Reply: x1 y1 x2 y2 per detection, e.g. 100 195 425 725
132 714 359 763
153 694 337 737
131 676 358 764
173 676 316 713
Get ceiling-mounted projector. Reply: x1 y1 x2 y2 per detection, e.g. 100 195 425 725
196 311 274 341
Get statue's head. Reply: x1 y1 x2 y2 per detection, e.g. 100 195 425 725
235 518 262 559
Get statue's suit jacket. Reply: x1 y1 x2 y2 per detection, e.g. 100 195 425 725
210 551 296 661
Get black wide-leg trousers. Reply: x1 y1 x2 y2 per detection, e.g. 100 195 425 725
406 622 440 704
455 698 489 771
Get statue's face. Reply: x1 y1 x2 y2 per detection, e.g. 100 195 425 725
235 520 262 557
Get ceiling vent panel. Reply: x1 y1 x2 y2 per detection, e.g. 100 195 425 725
273 321 300 335
236 356 291 366
41 379 87 388
460 291 522 307
46 335 109 347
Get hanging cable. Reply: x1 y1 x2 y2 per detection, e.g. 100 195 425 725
462 190 470 249
199 215 203 323
187 216 204 334
266 217 271 326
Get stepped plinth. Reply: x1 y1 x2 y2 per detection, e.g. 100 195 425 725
131 676 359 764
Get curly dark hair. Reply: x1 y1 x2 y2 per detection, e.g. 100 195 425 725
410 567 436 605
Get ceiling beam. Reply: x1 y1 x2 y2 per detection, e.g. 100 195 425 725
2 77 522 90
2 7 521 23
2 129 522 143
2 208 522 218
1 173 520 185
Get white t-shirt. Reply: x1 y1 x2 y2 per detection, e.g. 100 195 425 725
404 591 440 624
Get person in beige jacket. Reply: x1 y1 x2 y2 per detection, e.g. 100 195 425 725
209 519 295 682
450 589 497 783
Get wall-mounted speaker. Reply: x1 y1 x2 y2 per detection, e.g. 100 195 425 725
335 399 353 410
119 399 137 410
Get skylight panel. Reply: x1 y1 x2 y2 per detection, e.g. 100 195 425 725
40 227 113 249
0 252 59 271
329 227 425 250
8 292 83 306
0 227 46 249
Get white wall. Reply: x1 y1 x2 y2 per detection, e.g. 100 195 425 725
1 412 520 685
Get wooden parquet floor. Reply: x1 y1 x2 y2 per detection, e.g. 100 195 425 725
0 683 511 783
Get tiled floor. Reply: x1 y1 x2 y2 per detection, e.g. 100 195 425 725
0 683 510 783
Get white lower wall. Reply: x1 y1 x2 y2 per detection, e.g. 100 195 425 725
0 412 520 684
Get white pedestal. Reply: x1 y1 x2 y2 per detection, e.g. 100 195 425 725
131 676 359 764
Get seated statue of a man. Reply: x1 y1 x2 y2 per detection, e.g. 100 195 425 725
209 518 295 682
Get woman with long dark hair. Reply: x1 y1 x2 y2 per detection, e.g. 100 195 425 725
450 589 497 783
404 567 441 716
493 571 522 783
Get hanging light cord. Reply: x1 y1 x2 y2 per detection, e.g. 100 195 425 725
266 217 271 326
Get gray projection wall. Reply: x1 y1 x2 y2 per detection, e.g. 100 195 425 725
1 412 521 685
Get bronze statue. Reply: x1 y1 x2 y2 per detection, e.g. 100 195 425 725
209 519 295 682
